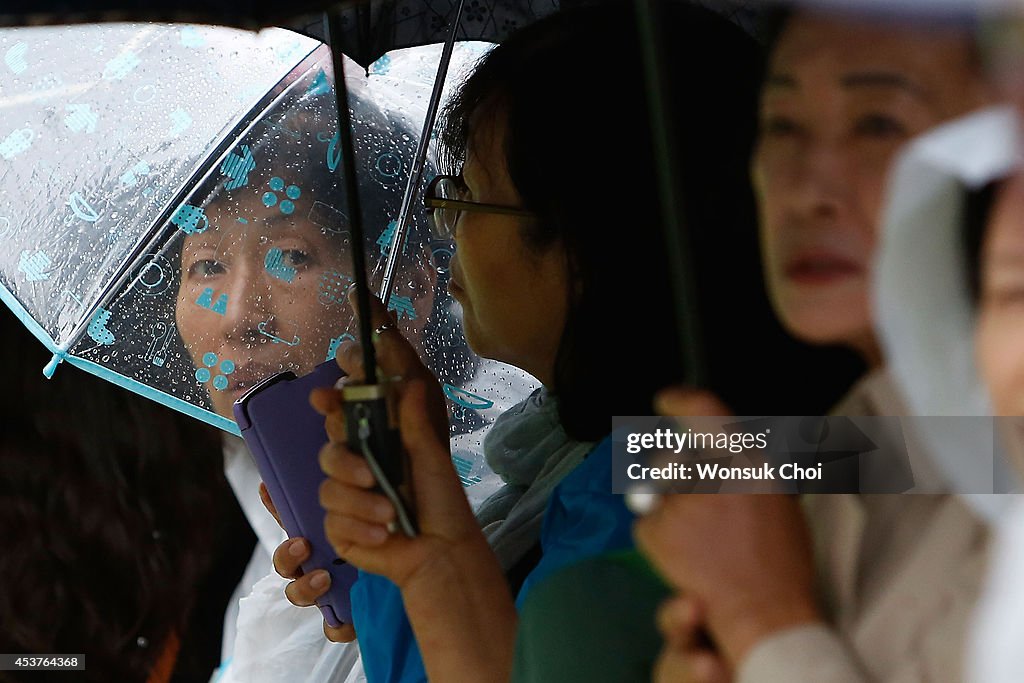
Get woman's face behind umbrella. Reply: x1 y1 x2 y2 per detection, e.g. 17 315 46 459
753 11 988 362
175 184 356 417
163 56 447 421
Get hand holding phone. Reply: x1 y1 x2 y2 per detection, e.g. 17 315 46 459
233 360 358 627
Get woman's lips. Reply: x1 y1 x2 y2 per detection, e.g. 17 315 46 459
784 252 863 285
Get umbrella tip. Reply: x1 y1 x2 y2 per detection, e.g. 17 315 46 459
42 352 64 379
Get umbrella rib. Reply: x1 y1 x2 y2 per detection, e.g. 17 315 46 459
378 0 468 303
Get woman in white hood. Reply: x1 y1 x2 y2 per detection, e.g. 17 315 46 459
872 103 1024 682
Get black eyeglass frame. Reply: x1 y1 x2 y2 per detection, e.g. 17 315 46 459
423 174 534 238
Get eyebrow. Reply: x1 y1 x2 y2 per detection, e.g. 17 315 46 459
764 70 932 102
256 216 287 231
238 212 299 234
840 71 931 100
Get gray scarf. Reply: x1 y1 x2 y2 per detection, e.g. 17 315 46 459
475 389 595 571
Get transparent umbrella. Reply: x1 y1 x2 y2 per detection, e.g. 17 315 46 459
0 23 535 498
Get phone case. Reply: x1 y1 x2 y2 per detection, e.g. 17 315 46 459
233 360 358 627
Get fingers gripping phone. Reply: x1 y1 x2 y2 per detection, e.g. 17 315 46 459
233 360 358 627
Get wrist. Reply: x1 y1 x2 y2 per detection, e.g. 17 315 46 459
399 530 498 593
399 534 516 682
712 597 822 667
399 531 514 630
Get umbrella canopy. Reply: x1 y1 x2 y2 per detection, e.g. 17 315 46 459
0 0 560 69
287 0 559 68
0 23 534 467
0 0 769 392
0 0 329 29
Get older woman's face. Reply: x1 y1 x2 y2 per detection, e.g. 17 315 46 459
174 187 356 418
978 172 1024 417
753 12 987 362
447 117 569 386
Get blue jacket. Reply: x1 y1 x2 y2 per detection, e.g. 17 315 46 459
350 435 634 683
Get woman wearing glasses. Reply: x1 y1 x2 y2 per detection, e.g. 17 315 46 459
273 3 854 681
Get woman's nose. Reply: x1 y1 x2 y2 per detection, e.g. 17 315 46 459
787 139 853 222
217 262 275 342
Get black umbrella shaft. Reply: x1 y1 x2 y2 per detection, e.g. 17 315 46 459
328 9 379 385
634 0 705 389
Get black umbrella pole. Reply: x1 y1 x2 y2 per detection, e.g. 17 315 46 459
634 0 706 389
326 9 416 536
328 8 378 385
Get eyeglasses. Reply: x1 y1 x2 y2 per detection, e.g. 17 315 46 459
423 174 533 239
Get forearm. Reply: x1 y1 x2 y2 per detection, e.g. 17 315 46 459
401 537 518 683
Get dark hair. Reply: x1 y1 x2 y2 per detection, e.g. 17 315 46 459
438 1 861 440
0 311 227 682
963 180 1000 302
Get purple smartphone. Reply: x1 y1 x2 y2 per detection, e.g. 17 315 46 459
233 360 358 627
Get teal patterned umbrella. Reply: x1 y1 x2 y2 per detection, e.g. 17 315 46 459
0 23 533 481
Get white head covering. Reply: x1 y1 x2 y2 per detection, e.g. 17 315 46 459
874 105 1023 522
